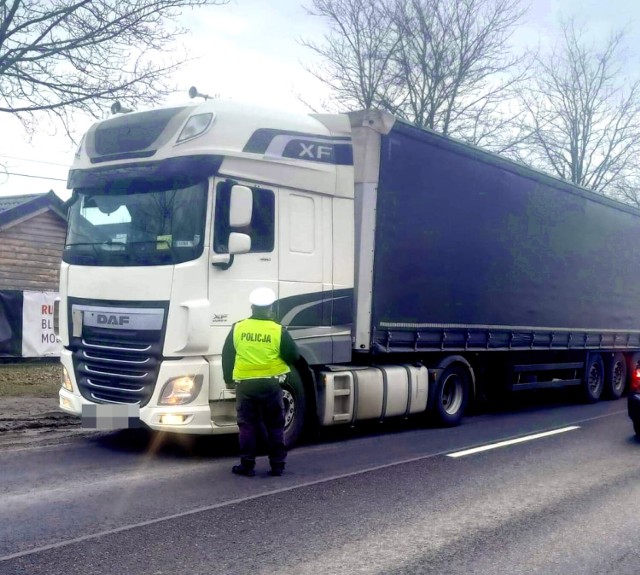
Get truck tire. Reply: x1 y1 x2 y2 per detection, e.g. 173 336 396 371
582 353 604 403
634 419 640 437
432 363 469 427
282 367 306 448
603 352 627 400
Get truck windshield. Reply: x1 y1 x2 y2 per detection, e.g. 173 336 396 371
63 181 208 266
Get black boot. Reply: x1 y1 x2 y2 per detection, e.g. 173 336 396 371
268 465 284 476
232 464 255 477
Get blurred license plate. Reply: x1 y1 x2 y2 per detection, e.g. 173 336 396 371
82 404 141 429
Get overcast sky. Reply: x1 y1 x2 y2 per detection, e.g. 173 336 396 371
0 0 638 201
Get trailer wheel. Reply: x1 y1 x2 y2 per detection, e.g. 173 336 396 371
603 353 627 400
433 363 469 427
282 367 306 448
582 353 604 403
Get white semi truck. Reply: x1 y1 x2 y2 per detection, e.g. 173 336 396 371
58 94 640 446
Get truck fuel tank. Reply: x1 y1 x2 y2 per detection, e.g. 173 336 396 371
319 364 428 426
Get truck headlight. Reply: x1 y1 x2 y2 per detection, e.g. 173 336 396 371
159 375 203 405
61 366 74 392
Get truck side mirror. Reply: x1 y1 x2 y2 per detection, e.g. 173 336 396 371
229 185 253 228
228 232 251 255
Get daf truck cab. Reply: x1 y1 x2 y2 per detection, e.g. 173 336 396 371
58 98 360 446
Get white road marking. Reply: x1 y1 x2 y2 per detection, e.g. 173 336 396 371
446 426 581 458
2 411 619 562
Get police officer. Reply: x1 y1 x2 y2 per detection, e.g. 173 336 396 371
222 287 300 477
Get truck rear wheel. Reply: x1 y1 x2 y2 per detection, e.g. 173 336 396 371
282 367 306 448
582 353 604 403
604 352 627 400
432 363 469 427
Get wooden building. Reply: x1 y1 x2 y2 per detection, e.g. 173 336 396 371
0 191 67 291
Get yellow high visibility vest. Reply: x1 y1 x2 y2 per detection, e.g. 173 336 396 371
232 318 290 380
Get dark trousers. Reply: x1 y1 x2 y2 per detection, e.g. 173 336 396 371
235 378 287 470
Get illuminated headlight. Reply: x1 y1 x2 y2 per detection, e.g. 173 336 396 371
176 113 214 144
159 414 188 425
159 375 203 405
61 366 74 392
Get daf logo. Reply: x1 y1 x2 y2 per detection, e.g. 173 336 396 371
96 314 130 326
78 306 164 331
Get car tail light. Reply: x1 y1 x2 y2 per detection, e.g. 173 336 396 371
631 368 640 393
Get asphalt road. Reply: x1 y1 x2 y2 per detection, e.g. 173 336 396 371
1 393 639 575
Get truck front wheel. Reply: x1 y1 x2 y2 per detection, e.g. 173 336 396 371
282 367 307 448
432 363 470 427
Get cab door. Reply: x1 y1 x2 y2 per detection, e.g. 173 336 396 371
278 189 329 329
208 180 279 339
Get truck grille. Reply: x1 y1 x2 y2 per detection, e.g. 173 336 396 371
68 300 167 407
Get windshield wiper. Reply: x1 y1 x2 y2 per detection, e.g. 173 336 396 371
64 241 102 248
64 240 126 248
65 239 180 262
124 240 168 247
64 241 103 257
67 239 178 248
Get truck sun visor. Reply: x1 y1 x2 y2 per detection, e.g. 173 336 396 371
90 106 191 161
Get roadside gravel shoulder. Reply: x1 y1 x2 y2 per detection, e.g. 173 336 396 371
0 379 98 450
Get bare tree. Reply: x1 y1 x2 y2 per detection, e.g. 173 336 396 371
610 170 640 208
301 0 528 149
388 0 527 146
514 20 640 194
0 0 227 136
301 0 400 111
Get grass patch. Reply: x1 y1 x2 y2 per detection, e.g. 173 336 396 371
0 360 62 398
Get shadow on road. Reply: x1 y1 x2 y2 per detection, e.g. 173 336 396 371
88 428 240 459
83 386 629 459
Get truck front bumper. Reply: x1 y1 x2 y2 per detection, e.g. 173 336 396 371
58 350 238 435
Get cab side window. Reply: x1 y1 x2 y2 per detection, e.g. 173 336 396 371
214 182 275 253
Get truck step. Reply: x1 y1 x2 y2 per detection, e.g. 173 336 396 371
332 414 352 422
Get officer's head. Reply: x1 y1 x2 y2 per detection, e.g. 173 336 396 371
249 287 276 319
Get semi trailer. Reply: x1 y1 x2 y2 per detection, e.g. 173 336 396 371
58 96 640 446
